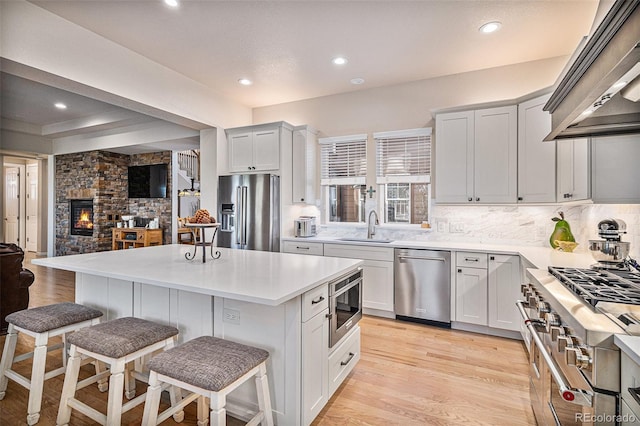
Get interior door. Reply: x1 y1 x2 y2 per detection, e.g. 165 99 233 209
26 164 38 252
4 166 20 245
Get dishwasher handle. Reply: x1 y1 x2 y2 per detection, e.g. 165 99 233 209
397 255 446 262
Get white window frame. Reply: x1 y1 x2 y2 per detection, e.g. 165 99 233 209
319 134 367 223
374 128 432 225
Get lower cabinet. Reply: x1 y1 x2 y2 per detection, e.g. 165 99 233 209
328 326 360 395
302 306 329 425
454 252 521 332
324 243 395 316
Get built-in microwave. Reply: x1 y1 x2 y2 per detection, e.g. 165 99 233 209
328 268 363 348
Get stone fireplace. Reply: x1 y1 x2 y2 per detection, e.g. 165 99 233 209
69 200 94 236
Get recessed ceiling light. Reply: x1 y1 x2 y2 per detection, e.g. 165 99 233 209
164 0 179 8
332 57 348 66
613 81 628 89
54 102 67 110
479 21 502 34
582 109 593 116
238 78 253 86
350 78 365 85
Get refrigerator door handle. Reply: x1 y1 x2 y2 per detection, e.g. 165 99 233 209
241 185 248 246
236 186 242 245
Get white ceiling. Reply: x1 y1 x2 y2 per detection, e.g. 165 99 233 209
2 0 601 156
30 0 600 108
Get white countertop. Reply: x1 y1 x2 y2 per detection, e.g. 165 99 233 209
284 236 596 270
615 335 640 365
32 244 363 306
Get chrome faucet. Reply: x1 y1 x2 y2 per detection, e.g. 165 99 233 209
367 210 379 239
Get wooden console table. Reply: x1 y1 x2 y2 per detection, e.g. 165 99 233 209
112 228 163 250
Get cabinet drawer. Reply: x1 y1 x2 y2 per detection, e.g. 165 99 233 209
456 251 488 269
328 326 360 396
283 240 324 256
324 243 394 262
302 284 328 322
622 352 640 416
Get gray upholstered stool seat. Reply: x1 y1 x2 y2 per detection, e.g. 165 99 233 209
57 317 179 426
148 336 269 391
66 316 179 358
0 303 103 425
6 302 103 333
142 336 274 426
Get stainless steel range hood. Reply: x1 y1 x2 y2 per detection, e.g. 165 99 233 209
544 0 640 140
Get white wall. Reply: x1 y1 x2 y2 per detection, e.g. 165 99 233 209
252 56 568 136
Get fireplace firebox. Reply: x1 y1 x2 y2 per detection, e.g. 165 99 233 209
70 200 94 236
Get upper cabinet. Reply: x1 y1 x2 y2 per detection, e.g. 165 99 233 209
227 122 292 173
591 134 640 204
292 126 318 204
517 95 556 203
436 105 517 204
556 138 590 202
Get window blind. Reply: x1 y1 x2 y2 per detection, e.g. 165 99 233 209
374 128 431 184
319 134 367 185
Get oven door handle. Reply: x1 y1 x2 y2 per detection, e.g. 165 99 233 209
332 278 362 298
516 300 593 407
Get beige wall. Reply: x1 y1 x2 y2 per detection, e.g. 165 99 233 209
252 56 567 136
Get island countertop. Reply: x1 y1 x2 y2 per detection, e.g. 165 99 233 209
32 244 363 306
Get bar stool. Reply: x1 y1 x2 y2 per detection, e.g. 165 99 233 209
142 336 274 426
56 316 179 426
0 302 104 425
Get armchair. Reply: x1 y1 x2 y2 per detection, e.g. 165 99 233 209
0 243 35 334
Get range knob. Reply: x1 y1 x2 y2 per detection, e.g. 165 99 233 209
565 347 592 370
545 314 560 331
528 294 539 308
549 326 565 342
557 335 573 352
537 301 551 318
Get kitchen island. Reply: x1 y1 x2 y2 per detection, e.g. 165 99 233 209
33 244 364 425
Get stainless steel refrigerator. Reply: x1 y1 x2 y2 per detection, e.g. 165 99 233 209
218 174 280 252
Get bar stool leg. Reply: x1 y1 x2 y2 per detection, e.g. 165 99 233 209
26 332 49 425
0 324 18 399
57 345 82 426
196 395 209 426
141 371 162 425
255 363 274 426
106 358 126 425
210 391 226 426
124 362 136 399
168 384 185 422
94 360 109 392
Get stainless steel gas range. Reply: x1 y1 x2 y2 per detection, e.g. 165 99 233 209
519 266 640 426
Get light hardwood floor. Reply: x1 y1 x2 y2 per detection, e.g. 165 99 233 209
0 253 535 425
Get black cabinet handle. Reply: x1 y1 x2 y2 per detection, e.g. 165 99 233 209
476 197 480 202
518 197 523 201
311 296 325 305
468 197 472 202
340 352 356 366
490 256 495 261
457 269 462 273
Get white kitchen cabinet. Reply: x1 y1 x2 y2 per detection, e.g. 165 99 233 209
591 134 640 203
454 252 521 333
324 243 394 316
517 95 557 203
435 106 517 204
302 304 329 425
328 326 360 396
282 240 324 256
488 254 521 331
75 274 133 321
455 266 488 325
556 138 590 202
227 123 284 173
435 110 474 203
292 125 318 204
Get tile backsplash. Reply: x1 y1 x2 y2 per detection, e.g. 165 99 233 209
312 203 640 259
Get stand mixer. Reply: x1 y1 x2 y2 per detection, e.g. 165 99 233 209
588 219 638 270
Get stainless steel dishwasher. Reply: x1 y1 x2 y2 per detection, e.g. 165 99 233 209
394 248 451 326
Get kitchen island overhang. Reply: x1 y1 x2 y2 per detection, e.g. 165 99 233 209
33 245 364 425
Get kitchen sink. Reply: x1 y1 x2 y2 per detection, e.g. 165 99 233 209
336 238 394 243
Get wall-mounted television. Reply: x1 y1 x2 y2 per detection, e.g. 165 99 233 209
128 164 168 198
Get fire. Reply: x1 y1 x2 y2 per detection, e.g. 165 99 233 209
75 209 94 229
